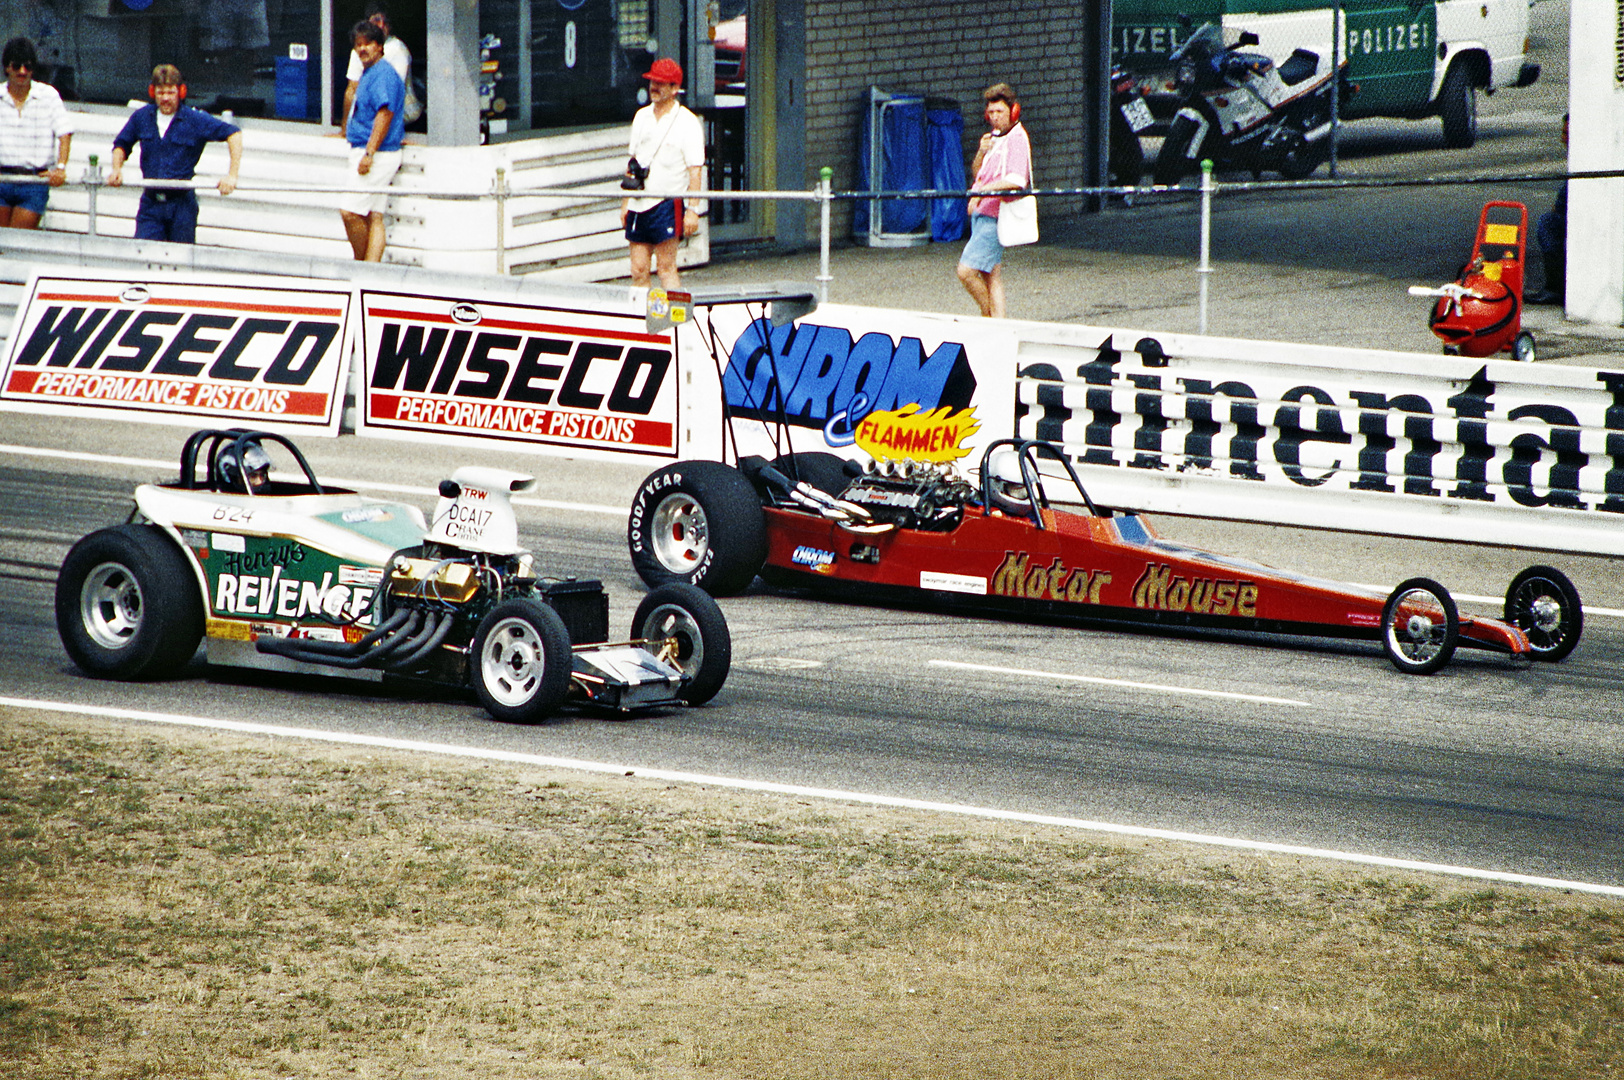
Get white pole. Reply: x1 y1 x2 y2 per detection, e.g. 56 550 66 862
1198 159 1213 334
495 166 507 275
321 0 334 129
818 166 833 303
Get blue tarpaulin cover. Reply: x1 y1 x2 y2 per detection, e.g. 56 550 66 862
927 107 968 242
854 94 927 236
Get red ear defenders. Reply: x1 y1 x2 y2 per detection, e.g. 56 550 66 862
148 84 187 101
984 100 1020 126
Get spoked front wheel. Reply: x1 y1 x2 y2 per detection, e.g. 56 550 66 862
1503 565 1583 661
1381 577 1460 675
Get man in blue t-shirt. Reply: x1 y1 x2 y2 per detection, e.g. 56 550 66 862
109 64 242 244
341 19 405 261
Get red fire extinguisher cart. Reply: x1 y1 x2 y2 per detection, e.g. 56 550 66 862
1409 201 1537 362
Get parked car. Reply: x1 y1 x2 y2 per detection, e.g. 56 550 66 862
1114 0 1540 149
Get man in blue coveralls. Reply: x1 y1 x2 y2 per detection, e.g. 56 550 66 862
108 65 242 244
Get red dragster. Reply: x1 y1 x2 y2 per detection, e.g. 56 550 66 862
627 439 1583 675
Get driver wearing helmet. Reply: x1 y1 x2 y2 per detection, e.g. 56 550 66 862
984 447 1034 518
217 440 272 494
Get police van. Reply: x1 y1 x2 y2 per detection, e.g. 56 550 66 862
1114 0 1541 148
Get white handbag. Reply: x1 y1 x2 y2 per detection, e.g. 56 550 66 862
996 151 1038 246
997 194 1038 246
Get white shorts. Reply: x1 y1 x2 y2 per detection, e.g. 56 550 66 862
340 148 401 216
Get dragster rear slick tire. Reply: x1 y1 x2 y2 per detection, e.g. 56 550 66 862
56 524 204 681
628 461 766 596
769 452 856 498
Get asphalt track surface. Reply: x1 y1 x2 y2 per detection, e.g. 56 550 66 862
6 4 1622 890
4 419 1622 889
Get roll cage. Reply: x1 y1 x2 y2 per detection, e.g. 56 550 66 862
978 438 1101 527
172 428 341 496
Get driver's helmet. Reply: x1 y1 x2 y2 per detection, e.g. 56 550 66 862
985 448 1031 515
217 440 272 493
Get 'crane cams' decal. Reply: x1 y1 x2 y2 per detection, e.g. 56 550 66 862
722 318 978 450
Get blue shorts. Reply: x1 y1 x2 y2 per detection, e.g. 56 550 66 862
959 212 1003 273
625 199 680 246
0 179 48 214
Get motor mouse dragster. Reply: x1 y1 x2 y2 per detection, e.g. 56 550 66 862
623 290 1581 676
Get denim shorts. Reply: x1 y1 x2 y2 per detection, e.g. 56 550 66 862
0 179 48 214
959 212 1003 273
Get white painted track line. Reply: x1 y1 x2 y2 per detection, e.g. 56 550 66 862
931 659 1311 707
5 695 1619 898
1351 579 1624 620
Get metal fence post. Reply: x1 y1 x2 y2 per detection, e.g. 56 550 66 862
1199 159 1214 334
1330 2 1343 179
817 166 833 303
494 166 508 275
85 154 101 237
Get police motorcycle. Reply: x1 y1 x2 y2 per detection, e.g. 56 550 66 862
1151 21 1343 185
1109 64 1155 192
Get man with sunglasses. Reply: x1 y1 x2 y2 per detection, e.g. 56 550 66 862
0 37 72 230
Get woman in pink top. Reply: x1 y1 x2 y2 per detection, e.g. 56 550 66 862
956 83 1032 318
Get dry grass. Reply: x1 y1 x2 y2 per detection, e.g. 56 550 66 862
2 705 1621 1079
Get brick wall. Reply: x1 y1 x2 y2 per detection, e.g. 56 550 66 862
804 0 1096 239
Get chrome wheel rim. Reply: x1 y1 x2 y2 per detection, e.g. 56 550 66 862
479 616 546 707
1511 580 1568 651
651 493 708 576
640 603 704 677
80 562 143 650
1388 588 1447 664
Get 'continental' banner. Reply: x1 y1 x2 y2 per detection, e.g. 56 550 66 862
0 272 352 433
357 290 678 456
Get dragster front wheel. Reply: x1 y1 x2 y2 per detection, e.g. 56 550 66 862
1381 578 1460 675
471 599 573 723
633 582 731 706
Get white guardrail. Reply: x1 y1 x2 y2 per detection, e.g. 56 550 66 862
2 256 1622 558
1007 322 1624 556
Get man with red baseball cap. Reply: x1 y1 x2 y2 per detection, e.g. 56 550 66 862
620 57 706 289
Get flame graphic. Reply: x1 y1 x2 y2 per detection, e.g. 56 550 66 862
854 404 980 463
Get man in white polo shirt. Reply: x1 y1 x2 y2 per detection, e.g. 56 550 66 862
0 36 72 230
